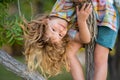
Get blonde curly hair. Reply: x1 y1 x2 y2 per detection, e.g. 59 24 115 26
21 15 70 77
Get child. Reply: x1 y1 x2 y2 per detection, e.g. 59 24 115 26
93 0 119 80
50 0 93 80
50 0 119 80
22 0 92 78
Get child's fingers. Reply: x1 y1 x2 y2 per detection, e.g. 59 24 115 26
86 3 92 9
76 3 92 14
76 5 79 14
85 3 92 10
81 3 86 11
85 3 92 13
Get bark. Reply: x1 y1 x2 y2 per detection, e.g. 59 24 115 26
0 50 45 80
85 0 97 80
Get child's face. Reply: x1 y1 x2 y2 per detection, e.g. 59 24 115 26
46 18 68 43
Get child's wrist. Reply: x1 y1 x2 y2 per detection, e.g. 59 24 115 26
77 21 87 26
77 18 86 23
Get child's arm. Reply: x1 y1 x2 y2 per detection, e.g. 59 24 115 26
68 3 92 43
66 40 84 80
76 3 92 43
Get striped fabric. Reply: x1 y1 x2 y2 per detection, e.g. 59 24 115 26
50 0 75 22
50 0 117 31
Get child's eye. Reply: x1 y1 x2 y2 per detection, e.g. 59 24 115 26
59 34 62 37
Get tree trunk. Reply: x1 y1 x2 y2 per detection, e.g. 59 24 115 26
0 50 45 80
85 0 97 80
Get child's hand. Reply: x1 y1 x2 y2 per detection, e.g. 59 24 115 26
76 3 92 22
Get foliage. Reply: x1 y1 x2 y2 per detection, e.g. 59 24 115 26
0 0 56 48
0 0 23 47
39 0 55 12
5 16 23 45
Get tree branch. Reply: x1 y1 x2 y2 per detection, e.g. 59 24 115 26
0 50 45 80
17 0 22 17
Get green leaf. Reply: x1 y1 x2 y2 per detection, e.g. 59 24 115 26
9 39 15 46
15 37 23 41
16 41 23 45
6 31 12 38
8 35 14 43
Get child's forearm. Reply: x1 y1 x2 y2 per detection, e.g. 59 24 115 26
75 3 92 43
77 21 91 43
68 55 84 80
66 42 84 80
69 56 84 80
